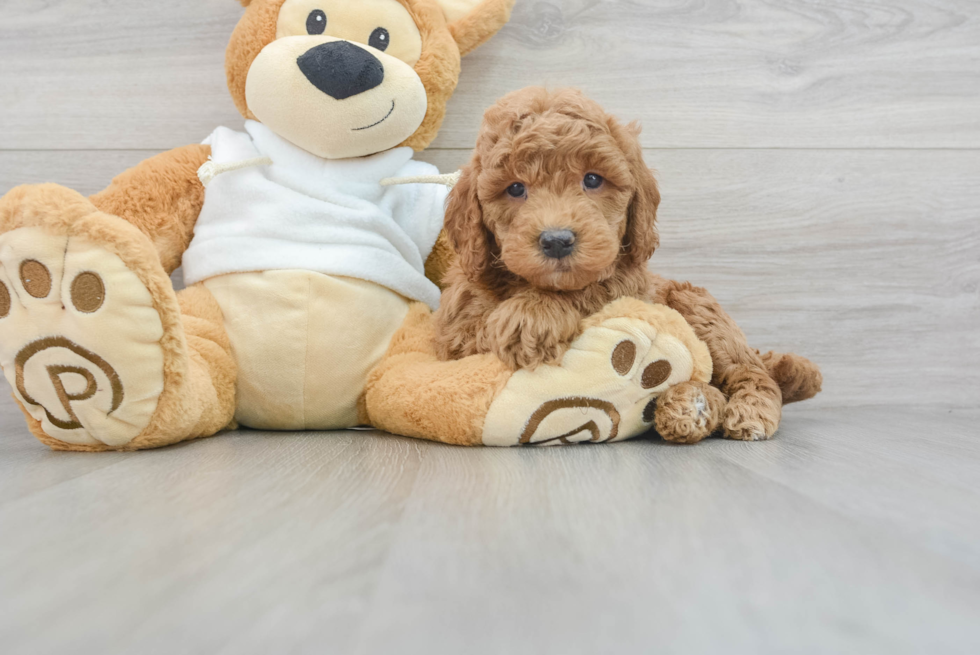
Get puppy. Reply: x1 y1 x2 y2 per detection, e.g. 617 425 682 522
434 87 660 370
434 87 823 443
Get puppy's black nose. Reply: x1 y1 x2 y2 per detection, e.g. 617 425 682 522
297 41 384 100
539 230 576 260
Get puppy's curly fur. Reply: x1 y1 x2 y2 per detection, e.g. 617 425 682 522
435 87 822 440
435 87 658 369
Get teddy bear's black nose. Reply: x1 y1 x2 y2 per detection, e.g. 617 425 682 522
297 41 384 100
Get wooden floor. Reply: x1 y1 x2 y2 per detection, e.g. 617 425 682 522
0 397 978 654
1 0 979 652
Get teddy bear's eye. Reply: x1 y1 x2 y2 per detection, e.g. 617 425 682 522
369 28 390 52
306 10 327 35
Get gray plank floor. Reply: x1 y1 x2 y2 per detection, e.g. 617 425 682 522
1 396 978 655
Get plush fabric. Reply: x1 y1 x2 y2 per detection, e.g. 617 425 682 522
423 230 456 289
173 284 239 442
225 0 514 154
436 0 483 23
443 0 514 57
226 0 289 121
395 0 460 151
0 227 165 447
245 35 430 158
183 121 447 308
364 298 715 447
90 144 212 274
0 186 236 452
205 270 411 430
0 0 520 451
363 303 512 445
276 0 424 66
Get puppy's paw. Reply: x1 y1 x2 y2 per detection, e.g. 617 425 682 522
483 297 579 370
654 381 725 444
491 334 569 371
723 388 781 441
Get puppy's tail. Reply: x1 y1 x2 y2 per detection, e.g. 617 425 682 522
759 351 823 405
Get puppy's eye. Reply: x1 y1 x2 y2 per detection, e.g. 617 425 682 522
306 10 327 35
584 173 604 190
369 28 390 52
506 182 527 199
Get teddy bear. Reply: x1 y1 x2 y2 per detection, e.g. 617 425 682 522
0 0 817 451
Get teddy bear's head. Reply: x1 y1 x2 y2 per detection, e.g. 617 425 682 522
227 0 513 159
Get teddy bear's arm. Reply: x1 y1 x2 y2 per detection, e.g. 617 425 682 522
89 144 212 275
423 230 456 290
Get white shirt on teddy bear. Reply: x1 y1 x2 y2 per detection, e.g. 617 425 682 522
182 120 448 309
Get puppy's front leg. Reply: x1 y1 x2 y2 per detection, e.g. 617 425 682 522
480 292 582 370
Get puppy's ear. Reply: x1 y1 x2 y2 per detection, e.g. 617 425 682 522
445 163 493 282
619 121 661 266
237 0 252 6
435 0 515 56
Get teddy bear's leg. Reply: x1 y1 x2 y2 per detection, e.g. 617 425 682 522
0 184 235 451
361 303 513 445
653 279 784 441
363 298 715 447
170 284 238 442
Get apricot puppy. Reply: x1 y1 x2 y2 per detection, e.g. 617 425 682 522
435 87 823 442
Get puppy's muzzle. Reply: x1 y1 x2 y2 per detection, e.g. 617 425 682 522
539 230 576 260
298 41 384 100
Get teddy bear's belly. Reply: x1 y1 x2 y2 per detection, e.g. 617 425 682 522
202 270 411 430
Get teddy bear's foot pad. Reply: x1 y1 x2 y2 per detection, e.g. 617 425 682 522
482 299 712 447
0 227 166 448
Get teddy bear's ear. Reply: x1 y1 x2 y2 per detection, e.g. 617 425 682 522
435 0 515 57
